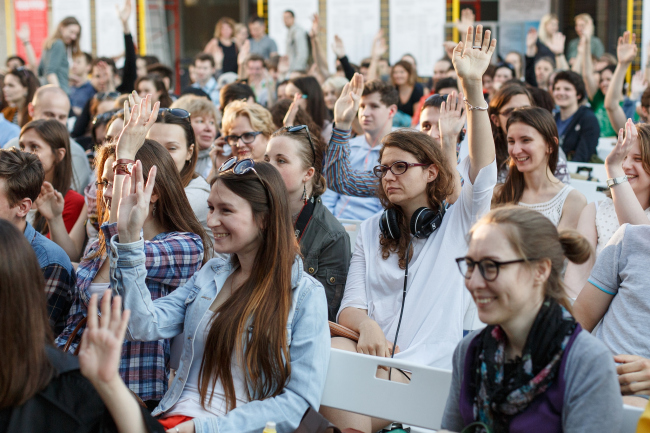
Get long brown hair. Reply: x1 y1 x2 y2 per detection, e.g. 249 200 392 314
91 141 212 262
21 119 73 235
494 107 559 205
377 129 455 269
44 16 81 54
200 162 299 411
0 220 54 409
136 74 173 108
5 68 40 127
155 111 198 187
468 205 591 311
487 84 533 173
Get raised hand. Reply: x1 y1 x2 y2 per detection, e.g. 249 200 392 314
548 32 566 55
334 73 364 130
439 91 467 147
371 29 387 59
283 93 301 127
78 291 131 388
455 8 475 36
310 13 320 38
237 39 251 66
617 31 637 65
34 182 64 221
332 35 346 59
116 0 132 24
117 160 157 243
605 119 636 179
453 25 497 82
118 93 159 160
631 70 648 100
17 23 31 44
526 28 538 49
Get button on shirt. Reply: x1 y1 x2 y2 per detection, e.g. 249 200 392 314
321 134 383 221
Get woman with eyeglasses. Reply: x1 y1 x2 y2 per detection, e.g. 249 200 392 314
108 135 329 431
221 99 276 162
440 206 622 433
487 83 570 184
19 119 87 261
2 67 40 127
492 107 586 230
55 96 210 410
265 124 351 321
142 94 214 246
322 26 498 433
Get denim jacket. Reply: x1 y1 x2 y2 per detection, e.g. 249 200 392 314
108 235 331 433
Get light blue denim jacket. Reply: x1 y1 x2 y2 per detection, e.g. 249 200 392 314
108 235 331 433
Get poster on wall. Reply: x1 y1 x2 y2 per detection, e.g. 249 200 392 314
326 0 380 73
268 0 319 56
388 0 446 77
14 0 48 60
95 0 137 61
51 0 92 54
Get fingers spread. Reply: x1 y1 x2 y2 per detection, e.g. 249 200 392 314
100 290 112 329
87 293 99 330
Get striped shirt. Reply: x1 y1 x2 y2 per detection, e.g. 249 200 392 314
55 222 204 402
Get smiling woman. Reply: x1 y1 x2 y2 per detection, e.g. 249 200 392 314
221 100 275 162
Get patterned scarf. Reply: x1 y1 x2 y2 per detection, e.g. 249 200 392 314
470 298 577 432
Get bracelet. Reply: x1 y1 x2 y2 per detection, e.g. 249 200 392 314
112 159 135 175
463 97 488 111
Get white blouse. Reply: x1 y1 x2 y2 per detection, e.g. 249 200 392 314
518 184 574 227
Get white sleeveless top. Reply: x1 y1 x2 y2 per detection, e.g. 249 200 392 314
594 197 650 254
518 184 574 227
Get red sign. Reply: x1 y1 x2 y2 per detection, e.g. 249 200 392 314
14 0 49 61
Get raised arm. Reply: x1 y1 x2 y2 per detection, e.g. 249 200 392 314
17 24 38 73
605 119 650 225
547 32 569 71
605 32 636 132
116 0 137 94
367 30 386 83
309 14 330 82
332 36 355 81
452 25 497 183
581 36 599 100
438 91 466 204
324 73 378 198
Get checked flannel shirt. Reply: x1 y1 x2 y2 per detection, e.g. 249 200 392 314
55 222 204 402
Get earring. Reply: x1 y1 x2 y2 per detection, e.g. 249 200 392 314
301 183 307 204
152 202 157 217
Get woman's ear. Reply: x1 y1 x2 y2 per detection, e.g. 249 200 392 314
303 166 315 183
490 113 500 128
150 192 159 205
56 148 67 163
186 143 195 161
427 164 439 183
534 258 552 286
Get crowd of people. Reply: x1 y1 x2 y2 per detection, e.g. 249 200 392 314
1 2 650 432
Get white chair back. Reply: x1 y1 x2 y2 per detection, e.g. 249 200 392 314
597 137 617 162
337 219 363 253
621 404 644 433
566 161 608 183
320 349 453 430
570 179 608 204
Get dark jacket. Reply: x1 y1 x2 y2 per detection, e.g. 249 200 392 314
555 105 600 162
299 197 351 321
0 346 164 433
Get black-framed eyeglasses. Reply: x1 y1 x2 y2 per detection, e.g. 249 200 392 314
277 125 317 165
455 257 538 282
95 180 114 191
373 161 430 179
95 91 120 101
158 107 190 119
218 157 269 192
223 131 263 147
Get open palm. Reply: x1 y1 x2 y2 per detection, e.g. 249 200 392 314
453 25 496 82
617 31 637 65
116 160 157 243
334 73 364 129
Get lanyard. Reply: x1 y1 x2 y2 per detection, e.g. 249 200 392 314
294 197 316 242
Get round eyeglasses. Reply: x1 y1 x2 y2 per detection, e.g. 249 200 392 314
373 161 430 179
455 257 538 282
223 131 263 147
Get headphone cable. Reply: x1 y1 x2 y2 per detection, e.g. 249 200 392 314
388 236 415 381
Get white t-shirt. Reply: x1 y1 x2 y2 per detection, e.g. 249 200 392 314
337 157 496 369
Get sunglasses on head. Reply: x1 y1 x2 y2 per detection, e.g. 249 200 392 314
158 107 190 119
218 157 269 193
277 125 316 164
93 108 124 125
96 91 120 101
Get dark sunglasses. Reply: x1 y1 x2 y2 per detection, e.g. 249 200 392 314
218 157 269 192
95 91 120 101
223 131 263 147
158 107 190 119
278 125 316 165
373 161 430 179
93 108 124 125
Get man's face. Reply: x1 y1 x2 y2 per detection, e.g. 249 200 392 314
33 93 70 125
71 56 91 77
249 21 264 39
358 92 393 134
91 65 111 91
194 60 215 84
0 179 21 224
247 60 264 81
433 60 451 83
283 12 294 28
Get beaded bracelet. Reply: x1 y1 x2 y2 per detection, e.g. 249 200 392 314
463 97 489 111
112 159 135 175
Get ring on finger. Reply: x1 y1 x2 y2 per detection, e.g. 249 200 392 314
472 45 482 49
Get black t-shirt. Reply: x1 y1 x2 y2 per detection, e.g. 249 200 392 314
397 82 425 117
219 40 238 74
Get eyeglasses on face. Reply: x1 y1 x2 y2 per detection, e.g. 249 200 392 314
373 161 430 179
223 131 263 147
277 125 316 165
95 180 114 191
455 257 538 282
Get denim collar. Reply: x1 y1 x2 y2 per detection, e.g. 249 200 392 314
23 221 37 245
210 255 305 289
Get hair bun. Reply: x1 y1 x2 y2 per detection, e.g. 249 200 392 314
558 230 592 265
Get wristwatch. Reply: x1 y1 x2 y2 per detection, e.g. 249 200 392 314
606 175 628 188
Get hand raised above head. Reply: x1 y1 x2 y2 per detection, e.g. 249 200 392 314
334 73 364 130
453 25 497 82
605 119 636 178
117 93 160 160
116 160 157 243
617 31 638 66
439 91 467 145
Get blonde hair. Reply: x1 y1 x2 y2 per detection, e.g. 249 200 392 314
469 206 592 311
222 100 275 139
44 17 80 54
322 76 349 93
214 17 236 39
606 123 650 199
171 95 220 124
538 14 558 46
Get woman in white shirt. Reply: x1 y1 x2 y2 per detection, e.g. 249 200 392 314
492 107 587 229
322 26 498 433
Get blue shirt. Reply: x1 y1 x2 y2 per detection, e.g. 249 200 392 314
192 76 220 107
69 81 97 111
23 221 76 335
556 113 575 137
0 113 20 148
321 134 383 221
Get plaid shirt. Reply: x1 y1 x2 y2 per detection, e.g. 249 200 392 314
55 222 204 402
